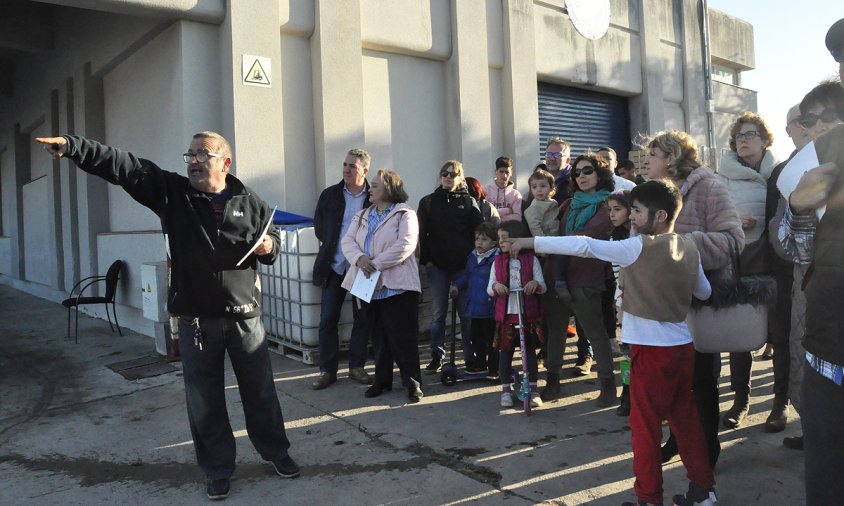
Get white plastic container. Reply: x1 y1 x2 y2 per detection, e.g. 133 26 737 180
260 225 353 349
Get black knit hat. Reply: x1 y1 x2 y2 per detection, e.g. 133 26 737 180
827 18 844 63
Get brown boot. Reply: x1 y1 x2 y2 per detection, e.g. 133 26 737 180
596 376 618 407
311 372 337 390
540 372 562 401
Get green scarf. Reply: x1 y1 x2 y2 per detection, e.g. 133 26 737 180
565 190 610 234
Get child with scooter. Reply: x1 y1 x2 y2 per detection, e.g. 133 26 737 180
451 222 500 379
506 180 716 506
488 221 546 409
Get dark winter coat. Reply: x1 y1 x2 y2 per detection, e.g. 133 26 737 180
418 186 483 271
312 180 370 287
65 136 279 319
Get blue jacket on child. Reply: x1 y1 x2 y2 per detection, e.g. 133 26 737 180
454 248 498 319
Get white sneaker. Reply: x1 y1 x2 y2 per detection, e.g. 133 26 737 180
530 392 543 408
500 392 514 408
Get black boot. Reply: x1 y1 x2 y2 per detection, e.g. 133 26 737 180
540 372 562 401
424 355 441 375
616 384 630 416
764 396 789 432
722 391 750 429
596 376 618 407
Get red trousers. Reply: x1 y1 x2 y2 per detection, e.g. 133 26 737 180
630 343 715 504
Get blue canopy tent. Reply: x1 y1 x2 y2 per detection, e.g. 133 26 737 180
272 209 313 226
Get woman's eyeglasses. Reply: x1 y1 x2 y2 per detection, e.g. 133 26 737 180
733 131 760 142
799 109 841 128
440 171 458 178
573 166 595 177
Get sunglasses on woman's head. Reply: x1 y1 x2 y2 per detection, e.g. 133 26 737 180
799 109 841 128
573 166 595 177
441 171 458 178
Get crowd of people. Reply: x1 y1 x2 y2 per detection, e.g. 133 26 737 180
33 16 843 506
308 19 844 503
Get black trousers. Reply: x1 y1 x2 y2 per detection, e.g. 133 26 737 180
368 291 422 390
178 316 291 479
666 350 721 469
769 274 793 401
803 365 844 505
728 351 752 396
469 317 498 374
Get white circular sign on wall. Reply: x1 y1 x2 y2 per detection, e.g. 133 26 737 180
567 0 611 40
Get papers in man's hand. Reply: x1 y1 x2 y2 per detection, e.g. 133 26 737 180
350 269 381 303
236 205 278 267
776 143 826 220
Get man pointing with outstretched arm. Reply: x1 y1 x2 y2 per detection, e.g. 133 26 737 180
36 132 299 501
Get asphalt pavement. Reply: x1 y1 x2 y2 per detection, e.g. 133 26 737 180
0 284 805 505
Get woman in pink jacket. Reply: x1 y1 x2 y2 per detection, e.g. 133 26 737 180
342 169 424 403
645 130 745 469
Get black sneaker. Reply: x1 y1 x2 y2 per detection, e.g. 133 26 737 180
424 356 441 374
672 482 717 505
783 435 804 450
271 454 301 478
206 478 230 500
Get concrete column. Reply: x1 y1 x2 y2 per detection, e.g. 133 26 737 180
58 77 80 290
72 63 109 281
219 0 286 208
9 126 28 279
629 0 666 135
681 0 708 143
502 0 540 187
310 0 365 191
446 0 493 169
47 89 65 291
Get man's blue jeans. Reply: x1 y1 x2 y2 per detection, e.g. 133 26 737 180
426 264 471 360
178 316 291 479
317 270 368 374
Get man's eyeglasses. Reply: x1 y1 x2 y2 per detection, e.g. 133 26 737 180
733 131 760 142
545 152 564 159
573 166 596 177
786 116 803 128
183 150 221 163
798 109 841 129
440 171 458 178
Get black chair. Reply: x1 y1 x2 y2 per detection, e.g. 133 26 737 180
62 260 123 343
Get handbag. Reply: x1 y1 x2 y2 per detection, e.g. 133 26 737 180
686 233 776 353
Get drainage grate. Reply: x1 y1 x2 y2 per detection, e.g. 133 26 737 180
106 355 178 380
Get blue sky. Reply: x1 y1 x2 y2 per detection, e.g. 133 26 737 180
706 1 841 160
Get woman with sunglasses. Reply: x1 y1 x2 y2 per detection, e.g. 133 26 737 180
417 161 483 373
645 130 744 470
542 152 617 406
716 112 779 431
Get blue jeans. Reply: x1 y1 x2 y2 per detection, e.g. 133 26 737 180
178 316 291 479
317 270 369 374
426 265 471 360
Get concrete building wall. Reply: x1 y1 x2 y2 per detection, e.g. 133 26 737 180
0 0 757 338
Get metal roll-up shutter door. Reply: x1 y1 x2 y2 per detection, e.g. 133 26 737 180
538 82 631 160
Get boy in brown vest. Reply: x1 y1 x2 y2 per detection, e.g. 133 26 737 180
507 180 716 506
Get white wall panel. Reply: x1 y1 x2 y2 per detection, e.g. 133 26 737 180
103 25 183 233
22 177 51 285
362 51 448 208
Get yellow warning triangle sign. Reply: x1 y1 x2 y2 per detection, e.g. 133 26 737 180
244 59 270 85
